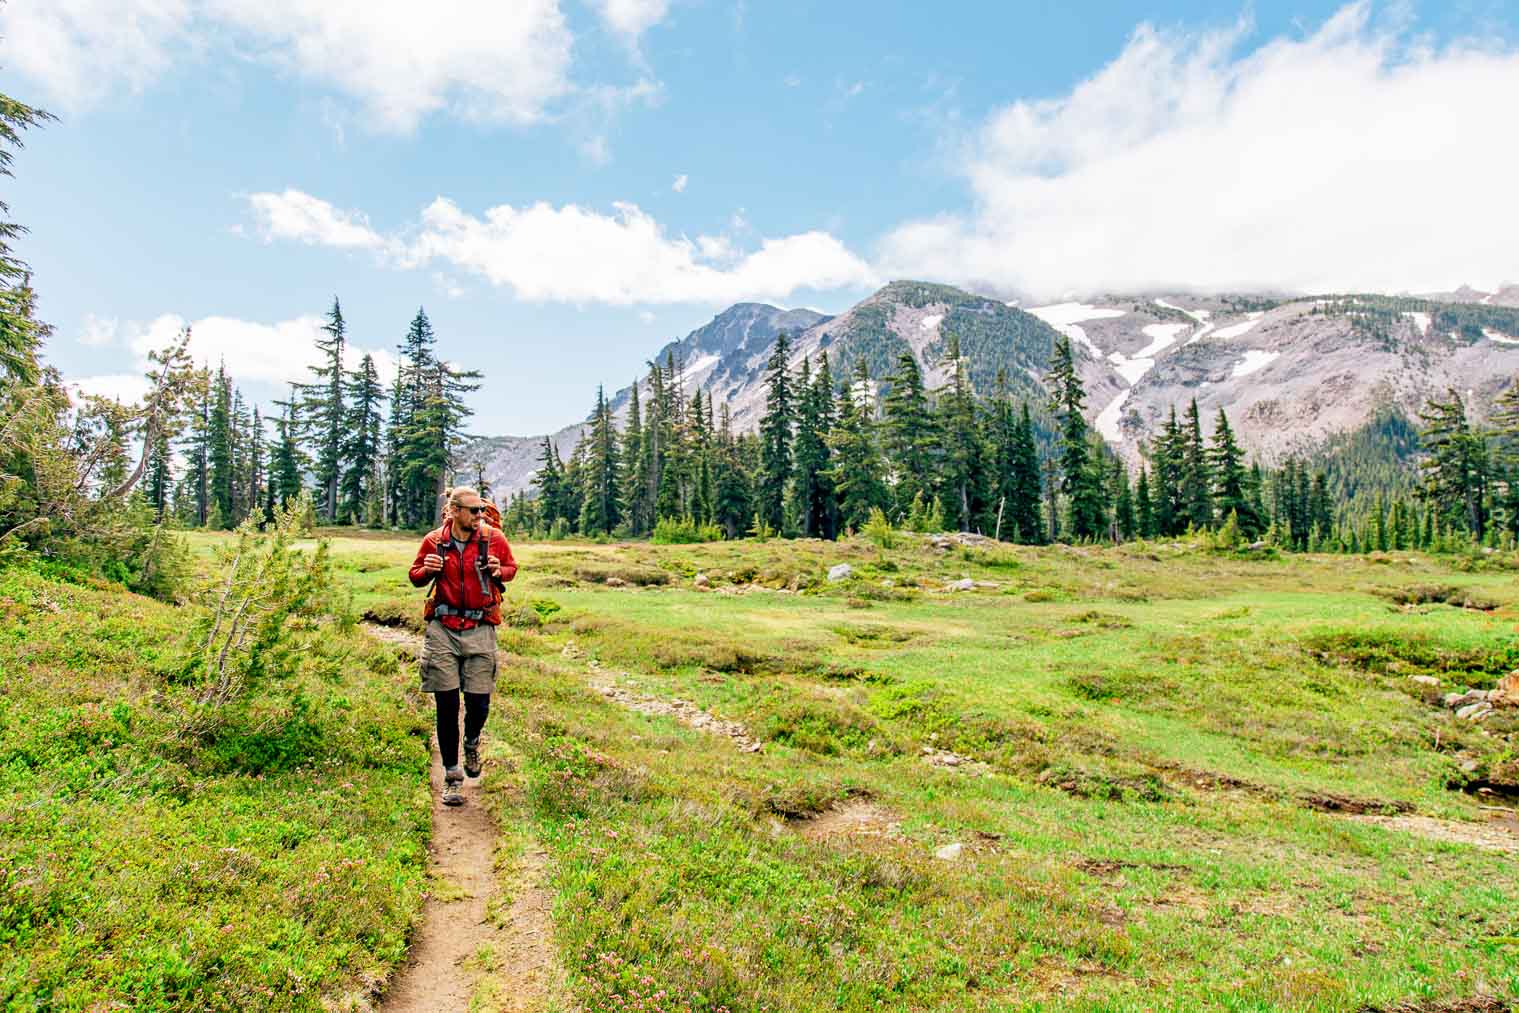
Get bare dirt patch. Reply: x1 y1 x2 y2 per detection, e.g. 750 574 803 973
1357 999 1513 1013
1352 813 1519 854
593 682 764 753
785 799 902 842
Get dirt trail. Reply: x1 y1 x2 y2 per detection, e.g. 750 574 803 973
381 735 500 1013
366 624 569 1013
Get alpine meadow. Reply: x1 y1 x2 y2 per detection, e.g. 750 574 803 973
5 2 1519 1012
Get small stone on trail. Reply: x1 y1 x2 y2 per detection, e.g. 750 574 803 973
694 573 710 588
1408 675 1440 687
934 842 963 862
946 578 976 592
828 563 853 582
604 576 627 588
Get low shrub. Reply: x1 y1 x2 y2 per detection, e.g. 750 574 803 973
652 516 724 544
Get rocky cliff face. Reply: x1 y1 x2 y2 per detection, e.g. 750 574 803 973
467 283 1519 498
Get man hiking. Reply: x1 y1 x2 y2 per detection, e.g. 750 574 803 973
408 486 517 807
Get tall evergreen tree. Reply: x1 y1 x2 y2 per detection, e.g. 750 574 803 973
1009 402 1043 543
620 380 651 535
270 391 305 509
1209 408 1256 535
1048 335 1105 540
533 438 568 532
790 355 836 538
207 364 234 527
1135 465 1155 538
1150 407 1185 536
1181 398 1213 530
339 352 385 524
1417 389 1489 538
756 333 794 532
298 297 347 522
829 358 887 532
144 427 173 523
713 404 751 538
938 332 990 532
882 350 936 517
578 385 623 536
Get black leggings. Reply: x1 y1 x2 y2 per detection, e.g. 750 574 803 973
434 689 491 769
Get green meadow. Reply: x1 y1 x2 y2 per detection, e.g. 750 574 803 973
5 529 1518 1010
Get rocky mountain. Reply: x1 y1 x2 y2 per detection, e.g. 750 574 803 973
464 282 1519 498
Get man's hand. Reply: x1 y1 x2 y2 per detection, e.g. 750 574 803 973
420 552 444 575
487 554 502 578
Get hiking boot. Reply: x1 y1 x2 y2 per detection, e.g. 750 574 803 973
463 737 483 779
442 766 464 807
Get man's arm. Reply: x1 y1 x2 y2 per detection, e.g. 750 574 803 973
489 530 517 587
409 533 441 587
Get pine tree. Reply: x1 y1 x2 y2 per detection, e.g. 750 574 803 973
1417 389 1489 539
757 333 794 533
1111 455 1135 541
1151 407 1185 536
339 352 385 524
1009 402 1043 544
1209 408 1257 536
577 385 623 536
620 381 650 535
938 332 990 532
270 391 306 509
298 297 347 522
246 405 264 525
208 364 234 528
713 404 751 539
790 355 836 538
986 371 1018 541
533 438 567 531
181 369 212 526
383 366 407 527
396 311 480 527
144 427 173 523
1048 335 1105 540
829 358 887 532
1181 399 1213 530
1136 465 1155 538
882 350 936 517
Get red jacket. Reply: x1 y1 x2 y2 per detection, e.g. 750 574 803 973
409 523 517 630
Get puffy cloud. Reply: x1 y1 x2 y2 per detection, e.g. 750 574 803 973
3 0 574 129
119 313 395 387
77 314 120 348
246 190 877 305
0 0 190 110
67 373 153 405
671 173 688 193
879 3 1519 299
246 189 384 250
593 0 670 41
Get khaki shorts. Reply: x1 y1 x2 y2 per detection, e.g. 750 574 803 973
420 620 498 694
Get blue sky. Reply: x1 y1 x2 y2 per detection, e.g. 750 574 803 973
6 0 1517 435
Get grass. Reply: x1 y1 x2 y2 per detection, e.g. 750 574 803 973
11 529 1519 1010
0 560 431 1011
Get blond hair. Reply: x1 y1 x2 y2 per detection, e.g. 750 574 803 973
446 485 481 506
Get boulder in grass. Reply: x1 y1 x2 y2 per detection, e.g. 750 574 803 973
1444 689 1488 709
827 564 853 582
1456 701 1494 722
947 578 975 592
1491 671 1519 708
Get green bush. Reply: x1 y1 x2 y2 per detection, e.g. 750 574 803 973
652 515 724 544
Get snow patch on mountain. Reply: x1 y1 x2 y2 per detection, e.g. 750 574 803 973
919 314 943 332
1154 297 1210 322
1404 311 1431 335
1232 350 1280 378
1137 323 1188 357
1028 302 1125 354
1096 389 1131 443
1213 318 1262 340
1485 329 1519 345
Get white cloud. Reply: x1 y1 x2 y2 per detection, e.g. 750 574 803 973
671 173 688 193
578 134 612 165
637 310 655 323
879 3 1519 299
594 0 670 41
246 189 876 305
124 313 396 387
68 373 153 405
78 314 120 348
0 0 190 110
3 0 574 130
246 189 384 249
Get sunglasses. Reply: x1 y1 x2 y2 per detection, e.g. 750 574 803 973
455 504 485 515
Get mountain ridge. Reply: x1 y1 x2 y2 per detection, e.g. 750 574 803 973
462 282 1519 499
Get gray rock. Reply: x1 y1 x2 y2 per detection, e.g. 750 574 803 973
1445 689 1488 709
947 578 976 591
1408 675 1441 687
694 572 710 588
934 842 964 862
827 563 854 582
1456 702 1494 721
